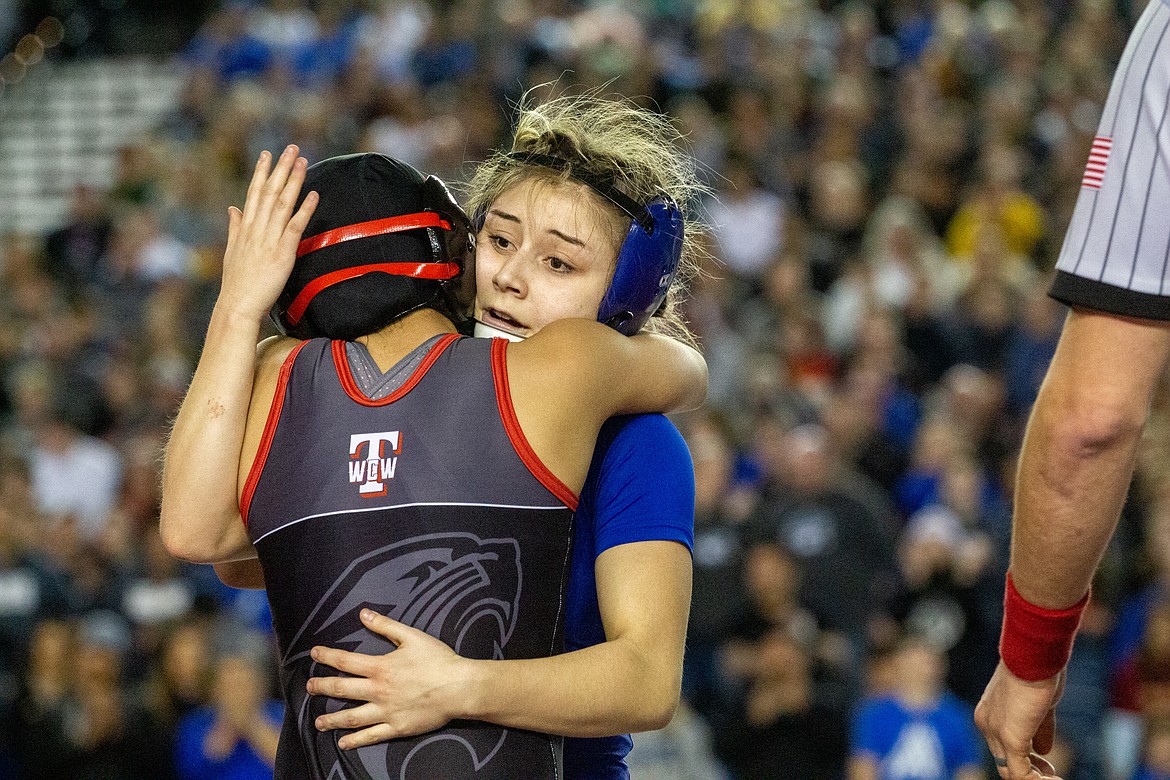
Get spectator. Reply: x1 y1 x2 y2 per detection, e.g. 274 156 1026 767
683 411 754 718
949 257 1023 372
43 185 113 293
174 633 281 780
69 610 174 778
753 422 898 654
10 619 75 778
945 143 1045 268
849 636 985 780
805 158 871 292
1003 275 1064 417
886 504 998 704
845 308 923 453
15 612 173 779
362 82 463 176
355 0 433 85
705 153 787 284
822 374 910 496
142 618 213 741
0 454 72 686
183 3 273 83
120 528 199 657
1134 717 1170 780
248 0 319 67
822 195 956 355
715 628 848 780
1112 500 1170 712
623 702 725 780
29 377 122 543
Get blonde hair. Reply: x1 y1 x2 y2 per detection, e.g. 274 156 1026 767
463 90 709 347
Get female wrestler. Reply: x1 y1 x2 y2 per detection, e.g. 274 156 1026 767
161 139 704 779
304 93 707 778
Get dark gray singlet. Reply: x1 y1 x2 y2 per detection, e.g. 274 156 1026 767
243 333 576 780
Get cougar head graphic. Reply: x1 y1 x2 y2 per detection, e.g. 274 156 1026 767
288 532 523 779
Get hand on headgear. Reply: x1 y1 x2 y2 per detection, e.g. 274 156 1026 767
220 145 319 324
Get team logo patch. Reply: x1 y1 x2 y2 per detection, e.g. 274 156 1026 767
1081 136 1112 190
348 431 402 497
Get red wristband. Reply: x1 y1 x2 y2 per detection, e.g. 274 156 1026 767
999 572 1090 682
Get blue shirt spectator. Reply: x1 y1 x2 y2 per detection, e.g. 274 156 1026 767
850 639 983 780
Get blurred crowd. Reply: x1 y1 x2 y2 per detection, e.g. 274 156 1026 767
2 0 1170 778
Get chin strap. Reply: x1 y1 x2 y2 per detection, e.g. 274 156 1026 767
473 320 526 342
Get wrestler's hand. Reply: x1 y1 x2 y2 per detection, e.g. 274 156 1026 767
974 661 1064 779
219 144 317 322
307 608 470 748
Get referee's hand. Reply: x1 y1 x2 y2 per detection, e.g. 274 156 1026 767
975 662 1064 779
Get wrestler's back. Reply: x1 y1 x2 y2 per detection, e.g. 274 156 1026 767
246 335 575 780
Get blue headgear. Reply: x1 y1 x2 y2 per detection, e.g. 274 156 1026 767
500 152 684 336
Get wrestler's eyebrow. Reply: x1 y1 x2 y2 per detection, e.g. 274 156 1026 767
487 209 585 247
487 208 520 224
548 229 585 247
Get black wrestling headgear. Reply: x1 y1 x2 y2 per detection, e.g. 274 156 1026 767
272 153 474 340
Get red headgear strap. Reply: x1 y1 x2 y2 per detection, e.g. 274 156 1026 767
286 211 461 327
295 212 452 257
285 262 461 326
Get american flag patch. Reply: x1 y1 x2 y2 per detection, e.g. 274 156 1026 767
1082 136 1112 189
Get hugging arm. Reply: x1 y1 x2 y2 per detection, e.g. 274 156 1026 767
214 560 267 589
307 541 691 744
526 318 708 415
160 147 316 564
307 418 695 743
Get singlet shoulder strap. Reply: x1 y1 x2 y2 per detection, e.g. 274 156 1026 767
489 338 579 511
240 339 314 526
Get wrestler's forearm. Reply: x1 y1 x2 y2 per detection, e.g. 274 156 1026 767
460 638 680 736
160 305 261 563
163 146 312 564
620 331 708 412
460 542 688 735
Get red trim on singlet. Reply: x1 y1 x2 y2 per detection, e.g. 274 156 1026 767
284 262 461 326
489 338 579 511
240 340 309 528
332 333 461 407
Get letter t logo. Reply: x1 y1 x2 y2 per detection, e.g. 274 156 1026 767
348 431 402 497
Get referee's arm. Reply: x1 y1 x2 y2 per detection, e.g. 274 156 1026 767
1010 307 1170 609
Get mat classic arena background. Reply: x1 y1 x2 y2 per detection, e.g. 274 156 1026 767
0 1 1165 778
